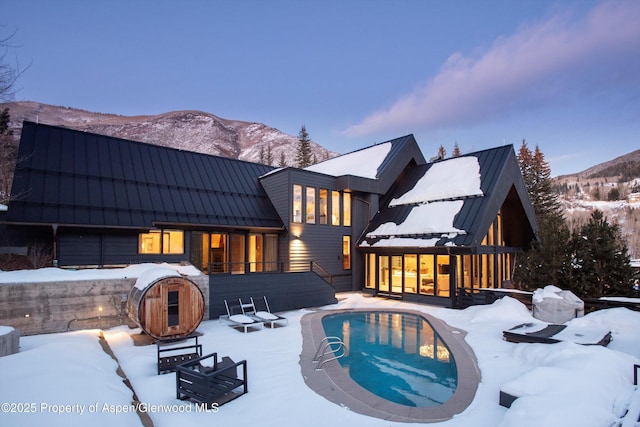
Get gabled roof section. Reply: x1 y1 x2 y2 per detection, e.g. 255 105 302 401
360 145 538 249
5 121 284 230
304 134 426 194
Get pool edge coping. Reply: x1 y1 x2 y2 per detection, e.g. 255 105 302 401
299 308 481 423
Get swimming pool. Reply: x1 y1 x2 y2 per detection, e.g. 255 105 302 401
300 308 480 422
321 311 457 407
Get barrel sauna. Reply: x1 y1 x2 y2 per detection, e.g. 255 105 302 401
127 268 204 340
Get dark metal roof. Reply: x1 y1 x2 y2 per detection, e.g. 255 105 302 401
360 145 538 249
5 121 284 230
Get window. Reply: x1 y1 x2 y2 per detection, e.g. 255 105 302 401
331 191 340 225
231 233 245 274
139 230 184 254
210 233 227 273
436 255 450 297
264 234 278 272
419 255 434 295
404 255 417 293
306 187 316 224
248 234 263 272
342 236 351 269
365 253 376 289
167 291 179 327
293 184 302 223
343 192 351 226
319 189 328 224
391 255 402 293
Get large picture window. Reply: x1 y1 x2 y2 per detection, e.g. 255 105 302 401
139 230 184 254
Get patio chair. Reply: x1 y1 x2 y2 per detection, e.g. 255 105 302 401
238 296 288 328
503 322 611 346
176 352 248 408
223 300 264 333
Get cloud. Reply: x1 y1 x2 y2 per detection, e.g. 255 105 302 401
343 0 640 138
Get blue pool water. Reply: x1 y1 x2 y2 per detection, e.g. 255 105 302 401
321 311 457 407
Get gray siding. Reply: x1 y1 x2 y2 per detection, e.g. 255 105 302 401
208 271 337 318
57 230 190 267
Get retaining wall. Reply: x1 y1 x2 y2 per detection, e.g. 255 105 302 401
0 274 209 336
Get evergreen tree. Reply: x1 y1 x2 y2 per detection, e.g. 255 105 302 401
569 210 635 298
296 125 312 168
452 142 461 157
0 107 15 203
513 141 571 290
437 145 446 159
278 151 287 168
265 143 274 166
259 145 265 164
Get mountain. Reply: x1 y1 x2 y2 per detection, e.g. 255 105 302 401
552 150 640 259
1 101 338 165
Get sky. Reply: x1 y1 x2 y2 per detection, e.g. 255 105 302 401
1 0 639 177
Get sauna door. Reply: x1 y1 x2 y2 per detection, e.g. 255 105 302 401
161 283 187 336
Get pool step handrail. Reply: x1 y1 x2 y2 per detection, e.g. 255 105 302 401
313 336 348 370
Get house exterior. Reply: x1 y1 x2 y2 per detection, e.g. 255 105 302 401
1 121 538 313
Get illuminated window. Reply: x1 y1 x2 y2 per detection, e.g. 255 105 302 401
210 233 228 273
436 255 450 297
419 255 434 295
319 189 328 224
248 234 263 272
306 187 315 224
365 253 376 289
331 190 340 225
231 233 245 274
139 230 184 254
404 254 417 293
293 184 302 223
343 192 351 226
342 236 351 269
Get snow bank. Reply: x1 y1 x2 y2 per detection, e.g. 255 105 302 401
0 263 202 284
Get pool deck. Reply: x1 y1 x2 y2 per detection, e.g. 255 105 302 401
299 308 481 423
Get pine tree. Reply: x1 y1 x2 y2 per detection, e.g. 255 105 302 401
452 142 461 157
296 125 312 168
259 146 265 164
0 107 15 203
437 145 446 159
278 151 287 168
265 143 274 166
513 140 571 290
569 210 635 298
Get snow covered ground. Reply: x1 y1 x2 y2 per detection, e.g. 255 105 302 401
1 293 640 427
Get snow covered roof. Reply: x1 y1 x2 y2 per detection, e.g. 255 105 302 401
389 156 483 206
304 142 392 179
362 156 483 248
360 145 536 249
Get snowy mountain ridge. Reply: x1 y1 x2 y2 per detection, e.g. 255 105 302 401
1 101 337 166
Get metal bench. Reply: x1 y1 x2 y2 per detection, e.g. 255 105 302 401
157 335 202 375
176 353 248 408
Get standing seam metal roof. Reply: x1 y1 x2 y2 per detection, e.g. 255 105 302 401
6 121 284 230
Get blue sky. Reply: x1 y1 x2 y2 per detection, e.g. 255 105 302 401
2 0 639 176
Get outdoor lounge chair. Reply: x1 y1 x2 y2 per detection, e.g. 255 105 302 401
239 296 288 328
223 300 264 333
503 322 612 346
176 352 248 408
